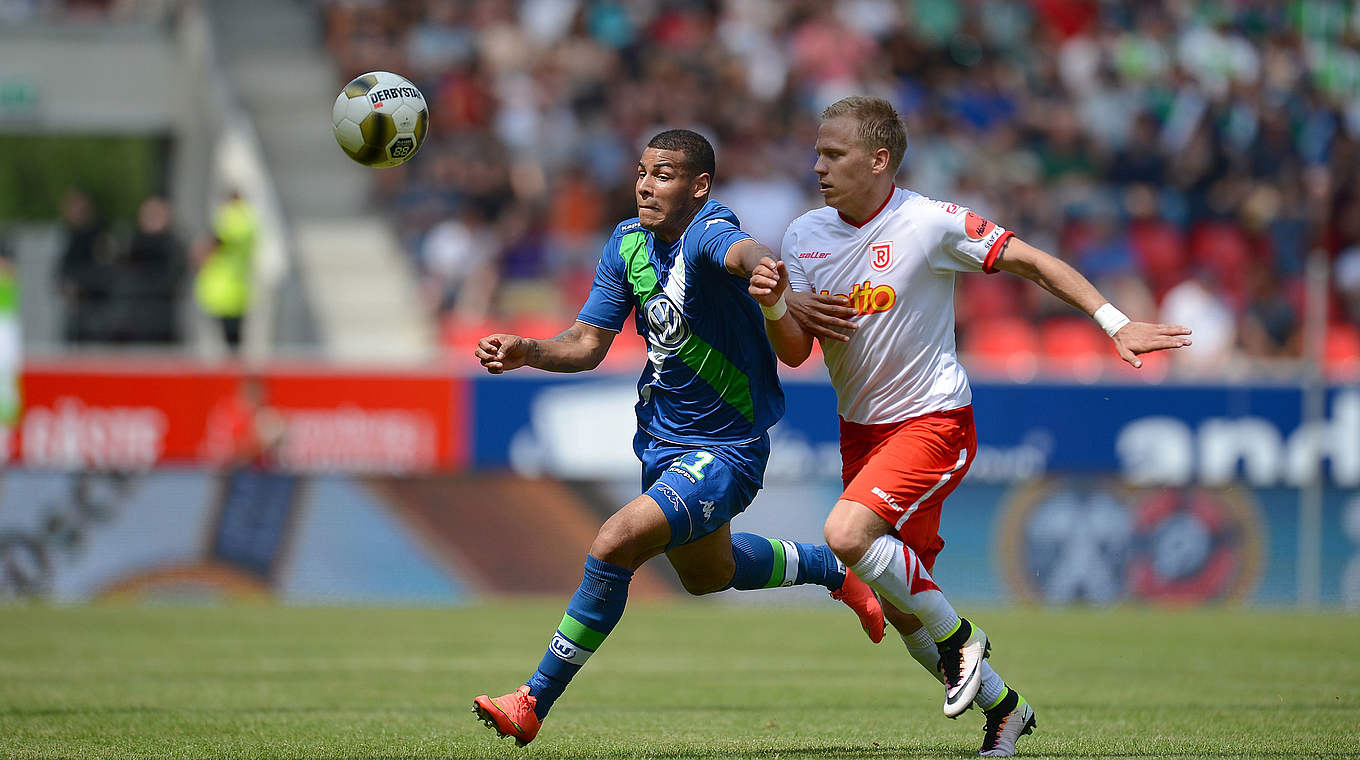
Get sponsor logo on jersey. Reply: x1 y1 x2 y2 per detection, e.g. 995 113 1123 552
700 499 716 521
932 200 961 214
798 251 831 259
869 241 892 272
818 280 897 316
965 210 996 241
643 293 690 352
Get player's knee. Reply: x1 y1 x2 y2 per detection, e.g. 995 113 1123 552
677 562 734 598
589 520 644 566
677 567 730 596
823 518 870 566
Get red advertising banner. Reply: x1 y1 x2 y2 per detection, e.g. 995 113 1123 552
12 360 467 472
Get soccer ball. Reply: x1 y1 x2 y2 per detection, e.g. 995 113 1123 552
331 71 428 168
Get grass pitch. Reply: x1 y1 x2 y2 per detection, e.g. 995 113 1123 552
0 601 1356 759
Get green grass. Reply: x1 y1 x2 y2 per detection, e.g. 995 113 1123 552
1 602 1357 759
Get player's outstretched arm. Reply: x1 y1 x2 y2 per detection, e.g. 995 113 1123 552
992 237 1192 368
474 321 616 374
749 256 822 366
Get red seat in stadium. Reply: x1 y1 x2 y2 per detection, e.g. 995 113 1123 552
1325 321 1360 379
956 273 1021 325
1188 221 1252 308
442 317 499 357
1039 317 1107 380
962 316 1039 381
1129 220 1186 300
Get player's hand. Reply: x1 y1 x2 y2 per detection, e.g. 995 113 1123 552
475 334 531 374
748 256 788 306
788 291 858 343
1112 322 1193 368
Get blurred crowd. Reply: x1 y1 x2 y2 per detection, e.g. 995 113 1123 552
57 187 257 351
319 0 1360 377
58 188 185 345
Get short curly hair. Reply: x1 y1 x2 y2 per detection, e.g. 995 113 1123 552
821 96 908 173
646 129 716 182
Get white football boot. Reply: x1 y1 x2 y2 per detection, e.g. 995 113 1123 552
978 690 1036 757
937 618 990 718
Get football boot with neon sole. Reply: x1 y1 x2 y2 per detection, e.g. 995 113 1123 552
473 685 540 747
937 618 990 718
978 690 1036 757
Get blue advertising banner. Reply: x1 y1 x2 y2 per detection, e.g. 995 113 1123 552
471 374 1360 489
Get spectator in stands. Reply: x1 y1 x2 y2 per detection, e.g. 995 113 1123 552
109 195 184 344
56 187 113 344
419 204 497 321
193 190 257 352
1161 271 1237 373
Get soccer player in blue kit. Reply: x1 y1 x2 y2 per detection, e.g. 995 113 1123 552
472 129 884 746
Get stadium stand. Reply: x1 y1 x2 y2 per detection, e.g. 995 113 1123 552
311 0 1360 379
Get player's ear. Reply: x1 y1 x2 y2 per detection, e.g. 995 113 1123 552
691 171 711 199
872 147 891 175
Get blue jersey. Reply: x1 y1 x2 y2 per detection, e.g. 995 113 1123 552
577 199 784 448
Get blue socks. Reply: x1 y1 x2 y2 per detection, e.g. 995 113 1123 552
727 532 846 590
525 555 632 719
523 537 845 721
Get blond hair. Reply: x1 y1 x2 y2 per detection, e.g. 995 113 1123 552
821 96 908 173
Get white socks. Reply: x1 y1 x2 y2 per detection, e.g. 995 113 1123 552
849 534 960 641
902 626 946 685
901 624 1006 708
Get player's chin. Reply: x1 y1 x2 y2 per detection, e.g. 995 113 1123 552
637 207 662 228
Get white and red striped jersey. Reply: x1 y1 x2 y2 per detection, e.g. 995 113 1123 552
781 186 1012 424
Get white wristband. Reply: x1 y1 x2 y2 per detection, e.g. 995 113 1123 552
760 292 788 321
1093 303 1130 337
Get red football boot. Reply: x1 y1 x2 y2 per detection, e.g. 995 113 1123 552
473 685 541 747
830 569 885 643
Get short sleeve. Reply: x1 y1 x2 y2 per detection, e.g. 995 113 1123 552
576 235 633 331
920 200 1014 275
781 225 811 292
694 217 751 271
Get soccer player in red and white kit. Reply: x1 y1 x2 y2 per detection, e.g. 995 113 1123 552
750 97 1192 757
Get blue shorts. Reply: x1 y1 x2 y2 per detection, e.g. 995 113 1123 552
635 431 770 550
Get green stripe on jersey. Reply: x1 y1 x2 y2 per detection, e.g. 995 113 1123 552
617 230 756 422
676 335 756 422
619 231 660 300
764 538 786 588
558 613 607 651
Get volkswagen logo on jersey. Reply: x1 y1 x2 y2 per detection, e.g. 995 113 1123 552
643 293 690 352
